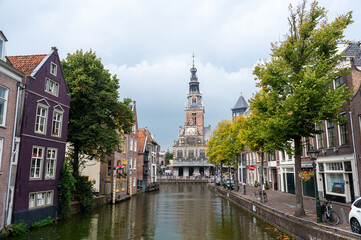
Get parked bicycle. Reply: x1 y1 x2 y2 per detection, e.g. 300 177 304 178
321 198 340 225
253 188 267 202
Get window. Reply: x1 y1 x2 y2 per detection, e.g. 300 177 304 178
129 157 132 169
52 110 63 137
46 148 57 179
107 160 112 177
0 86 8 126
132 124 136 134
334 76 344 87
134 158 136 169
29 191 53 209
30 146 44 179
316 122 325 149
130 139 133 151
327 121 335 147
37 192 45 206
133 177 136 187
134 140 137 152
177 150 183 158
45 78 59 96
50 62 57 76
188 150 194 158
339 113 349 145
29 193 35 208
326 162 343 171
35 105 48 134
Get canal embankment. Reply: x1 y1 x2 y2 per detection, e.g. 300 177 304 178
208 184 361 240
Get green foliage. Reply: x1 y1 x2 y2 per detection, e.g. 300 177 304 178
61 49 134 175
74 176 94 213
207 117 245 166
58 157 76 218
31 217 53 228
165 152 173 165
10 221 28 236
249 0 353 217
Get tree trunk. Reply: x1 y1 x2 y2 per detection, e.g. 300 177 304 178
261 151 265 203
73 143 80 178
294 135 305 217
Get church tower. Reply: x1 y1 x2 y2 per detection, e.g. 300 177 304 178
185 56 205 135
169 55 213 177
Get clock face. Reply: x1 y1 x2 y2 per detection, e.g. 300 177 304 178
186 127 196 135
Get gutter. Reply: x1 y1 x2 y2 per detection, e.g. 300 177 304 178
349 110 360 198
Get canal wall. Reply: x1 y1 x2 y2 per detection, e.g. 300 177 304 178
70 195 108 214
208 184 360 240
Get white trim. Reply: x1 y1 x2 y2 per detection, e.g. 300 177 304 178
45 147 57 180
34 103 49 135
0 64 23 82
31 50 53 77
36 98 51 107
26 89 70 108
21 133 67 144
0 86 8 127
0 138 3 169
30 145 45 180
53 104 65 112
51 109 63 138
50 62 57 77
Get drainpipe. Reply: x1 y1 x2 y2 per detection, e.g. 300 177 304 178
349 110 360 198
4 82 23 227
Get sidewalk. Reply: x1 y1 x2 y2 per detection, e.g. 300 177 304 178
233 184 352 232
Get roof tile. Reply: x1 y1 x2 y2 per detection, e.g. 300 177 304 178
7 54 47 75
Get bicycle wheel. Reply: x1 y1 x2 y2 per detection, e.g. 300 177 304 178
325 210 340 225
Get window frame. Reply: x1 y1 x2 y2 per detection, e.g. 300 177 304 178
45 148 57 180
50 62 57 76
30 146 44 180
29 191 54 209
338 113 349 146
0 138 3 170
316 122 325 149
0 86 9 127
51 109 63 137
45 78 59 97
326 121 335 148
35 104 48 135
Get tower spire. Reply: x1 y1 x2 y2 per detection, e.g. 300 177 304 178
192 52 195 67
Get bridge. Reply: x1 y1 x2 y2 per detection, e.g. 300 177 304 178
157 176 211 184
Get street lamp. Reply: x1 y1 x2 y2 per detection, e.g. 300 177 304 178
307 146 322 222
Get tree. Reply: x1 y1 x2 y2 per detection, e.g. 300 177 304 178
252 1 352 216
207 118 245 180
165 152 173 165
61 50 134 177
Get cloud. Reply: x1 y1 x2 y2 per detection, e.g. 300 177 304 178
107 55 257 150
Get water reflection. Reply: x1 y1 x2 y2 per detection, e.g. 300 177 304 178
11 184 293 240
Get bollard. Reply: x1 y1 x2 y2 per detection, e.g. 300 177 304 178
243 183 246 195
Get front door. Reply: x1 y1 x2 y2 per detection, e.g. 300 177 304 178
272 169 278 191
286 173 295 194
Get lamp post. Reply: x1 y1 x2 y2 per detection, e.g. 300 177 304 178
307 146 322 222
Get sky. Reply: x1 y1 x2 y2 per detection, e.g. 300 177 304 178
1 0 361 151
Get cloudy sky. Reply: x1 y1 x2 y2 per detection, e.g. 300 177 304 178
1 0 361 151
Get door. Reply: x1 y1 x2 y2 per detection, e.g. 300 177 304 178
179 167 183 177
272 169 278 191
286 173 295 194
349 173 355 202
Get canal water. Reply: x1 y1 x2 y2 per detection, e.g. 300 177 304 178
11 184 293 240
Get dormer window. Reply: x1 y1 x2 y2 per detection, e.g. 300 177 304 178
50 62 57 76
45 78 59 96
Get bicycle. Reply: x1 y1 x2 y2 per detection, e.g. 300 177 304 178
321 198 340 225
253 188 267 202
